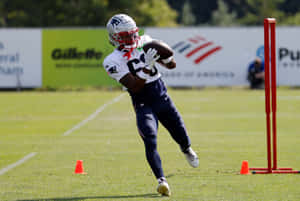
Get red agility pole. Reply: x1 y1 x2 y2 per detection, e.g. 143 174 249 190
249 18 300 174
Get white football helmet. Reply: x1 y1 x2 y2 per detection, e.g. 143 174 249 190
106 14 140 50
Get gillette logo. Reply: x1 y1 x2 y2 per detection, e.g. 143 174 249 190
172 35 222 64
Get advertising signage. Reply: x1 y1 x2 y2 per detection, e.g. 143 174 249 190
42 29 119 88
0 29 42 88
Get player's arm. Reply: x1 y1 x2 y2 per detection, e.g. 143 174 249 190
119 68 151 93
159 56 176 69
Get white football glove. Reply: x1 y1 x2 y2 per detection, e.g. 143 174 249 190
144 48 160 70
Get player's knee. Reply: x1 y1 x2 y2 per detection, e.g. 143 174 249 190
138 123 157 138
144 134 157 151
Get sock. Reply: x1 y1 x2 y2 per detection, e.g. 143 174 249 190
157 177 167 183
182 146 191 153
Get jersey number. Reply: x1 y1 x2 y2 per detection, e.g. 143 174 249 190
127 54 158 77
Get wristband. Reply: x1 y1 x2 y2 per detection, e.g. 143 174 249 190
136 70 149 80
161 56 173 64
144 64 152 70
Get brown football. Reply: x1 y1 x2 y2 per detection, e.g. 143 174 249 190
143 40 173 61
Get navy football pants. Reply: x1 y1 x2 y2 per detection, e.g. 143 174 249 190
133 93 191 179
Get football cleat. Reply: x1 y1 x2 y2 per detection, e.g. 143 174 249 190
157 178 171 196
184 147 199 168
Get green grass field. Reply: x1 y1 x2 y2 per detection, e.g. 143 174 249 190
1 89 300 201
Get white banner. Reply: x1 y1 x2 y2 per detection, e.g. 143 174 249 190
276 28 300 86
145 27 300 86
0 29 42 88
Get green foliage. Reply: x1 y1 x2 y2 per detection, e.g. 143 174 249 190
2 0 300 27
238 0 285 25
0 0 177 27
211 0 238 26
180 0 196 26
134 0 177 27
0 0 109 27
280 12 300 25
220 0 300 25
168 0 300 25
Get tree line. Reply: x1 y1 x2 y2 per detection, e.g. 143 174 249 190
0 0 299 27
169 0 300 26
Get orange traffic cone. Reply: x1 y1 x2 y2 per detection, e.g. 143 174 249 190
74 160 87 174
240 160 250 175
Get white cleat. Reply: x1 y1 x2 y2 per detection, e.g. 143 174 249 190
184 147 199 168
157 180 171 196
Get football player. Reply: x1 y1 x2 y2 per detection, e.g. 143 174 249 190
103 14 199 196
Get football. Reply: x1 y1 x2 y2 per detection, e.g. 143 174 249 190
143 40 173 62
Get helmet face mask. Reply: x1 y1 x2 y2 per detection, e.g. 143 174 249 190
117 28 139 46
107 14 140 49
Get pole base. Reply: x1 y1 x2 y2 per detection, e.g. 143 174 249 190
249 167 293 171
250 167 300 174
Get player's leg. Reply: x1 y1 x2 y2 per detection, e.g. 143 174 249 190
155 94 190 150
156 94 199 168
134 104 170 196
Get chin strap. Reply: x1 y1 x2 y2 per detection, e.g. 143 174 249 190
121 40 140 60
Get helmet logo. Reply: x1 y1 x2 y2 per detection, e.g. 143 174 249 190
110 18 121 28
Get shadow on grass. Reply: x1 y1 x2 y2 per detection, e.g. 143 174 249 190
17 193 160 201
165 173 175 178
